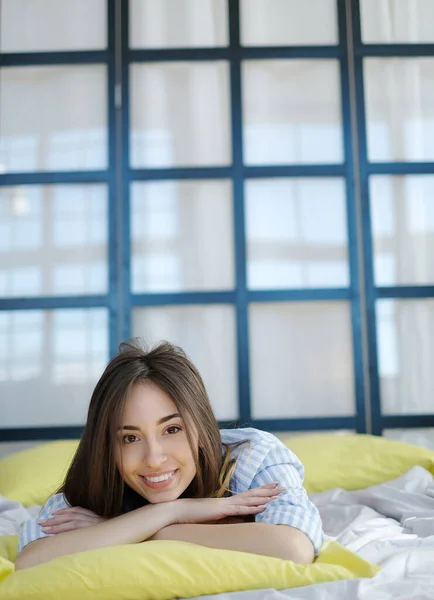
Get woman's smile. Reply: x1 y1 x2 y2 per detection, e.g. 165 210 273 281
140 469 179 490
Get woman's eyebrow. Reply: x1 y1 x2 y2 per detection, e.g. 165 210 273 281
157 412 180 425
118 413 181 431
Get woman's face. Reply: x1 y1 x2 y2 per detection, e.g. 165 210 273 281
116 382 198 503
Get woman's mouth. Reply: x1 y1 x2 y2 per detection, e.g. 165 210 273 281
140 469 179 490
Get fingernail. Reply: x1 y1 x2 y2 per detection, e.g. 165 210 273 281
41 526 51 531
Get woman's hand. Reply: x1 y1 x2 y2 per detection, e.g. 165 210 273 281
171 483 285 525
38 507 107 535
37 484 284 534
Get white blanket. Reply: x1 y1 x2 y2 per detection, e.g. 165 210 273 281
0 497 39 537
2 468 434 599
196 466 434 600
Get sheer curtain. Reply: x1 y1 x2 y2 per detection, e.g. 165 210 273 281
2 0 434 440
363 1 434 419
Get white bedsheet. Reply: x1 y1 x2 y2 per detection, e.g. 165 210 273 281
195 466 434 600
0 497 39 537
1 467 434 599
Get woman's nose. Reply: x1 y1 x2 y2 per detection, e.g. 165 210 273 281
143 441 167 469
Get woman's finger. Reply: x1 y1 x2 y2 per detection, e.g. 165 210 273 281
235 494 282 507
237 484 279 494
40 521 89 535
251 487 286 497
39 514 99 527
249 483 279 492
51 508 100 523
236 487 286 500
40 512 94 522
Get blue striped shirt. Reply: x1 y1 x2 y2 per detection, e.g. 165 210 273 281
220 428 323 554
18 427 323 555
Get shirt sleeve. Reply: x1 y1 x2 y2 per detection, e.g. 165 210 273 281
251 443 324 556
17 493 70 554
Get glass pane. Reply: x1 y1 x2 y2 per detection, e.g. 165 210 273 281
384 428 434 450
0 184 107 297
130 0 228 48
249 302 355 418
0 65 107 173
377 299 434 415
0 308 108 427
240 0 338 46
130 62 231 168
0 0 106 52
364 58 434 162
132 305 238 420
245 178 349 289
361 0 434 44
131 180 234 293
370 175 434 286
243 60 343 165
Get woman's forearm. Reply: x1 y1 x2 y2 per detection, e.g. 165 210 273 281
150 523 315 564
15 503 173 570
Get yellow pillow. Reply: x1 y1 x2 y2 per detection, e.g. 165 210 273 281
0 441 79 506
285 433 434 493
0 537 378 600
0 537 17 583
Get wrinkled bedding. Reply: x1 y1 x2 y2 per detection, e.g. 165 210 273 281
194 466 434 600
2 466 434 599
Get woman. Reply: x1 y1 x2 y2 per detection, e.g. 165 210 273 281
16 339 323 570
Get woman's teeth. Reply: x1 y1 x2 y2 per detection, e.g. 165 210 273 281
144 471 176 483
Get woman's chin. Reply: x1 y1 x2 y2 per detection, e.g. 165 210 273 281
136 473 185 503
142 485 185 503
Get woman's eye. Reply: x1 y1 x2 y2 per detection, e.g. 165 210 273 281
165 425 181 435
123 434 138 444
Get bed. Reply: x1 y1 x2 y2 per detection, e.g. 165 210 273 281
0 434 433 599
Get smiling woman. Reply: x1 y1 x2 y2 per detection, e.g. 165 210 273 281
117 385 199 504
14 339 322 570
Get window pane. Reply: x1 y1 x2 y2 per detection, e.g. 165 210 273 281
370 175 434 286
0 65 107 173
130 0 228 48
245 178 349 289
0 308 108 427
0 184 108 297
240 0 338 46
377 300 434 415
130 62 231 168
249 302 355 418
131 180 234 293
132 305 238 420
361 0 434 44
243 60 343 165
0 0 106 52
364 58 434 162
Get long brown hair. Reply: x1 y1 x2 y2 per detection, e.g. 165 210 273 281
60 338 246 517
